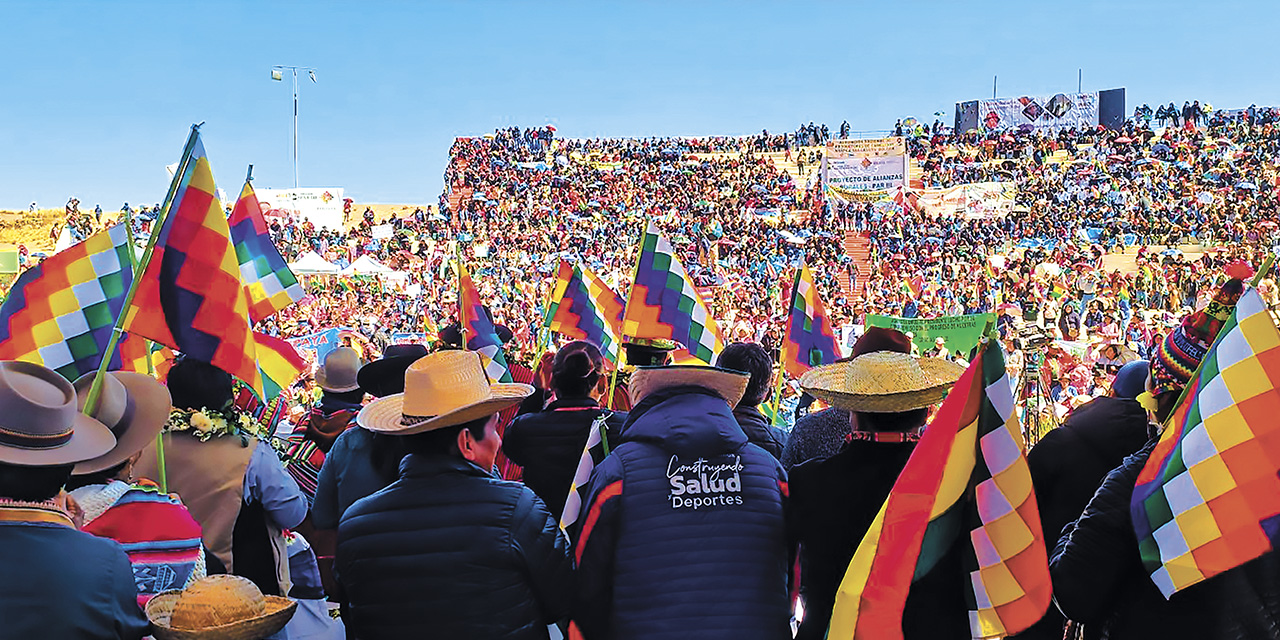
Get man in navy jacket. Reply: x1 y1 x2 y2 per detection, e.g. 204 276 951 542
571 364 791 640
337 351 570 639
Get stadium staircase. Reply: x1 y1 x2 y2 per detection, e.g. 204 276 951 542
447 185 474 218
841 230 873 300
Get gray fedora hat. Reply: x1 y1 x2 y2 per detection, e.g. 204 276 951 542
0 361 116 467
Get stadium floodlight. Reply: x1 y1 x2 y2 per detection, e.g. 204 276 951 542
270 65 317 190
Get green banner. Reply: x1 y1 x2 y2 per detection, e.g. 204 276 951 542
0 249 18 274
865 313 995 358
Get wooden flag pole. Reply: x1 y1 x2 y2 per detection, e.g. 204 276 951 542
121 205 168 493
607 223 649 409
82 123 202 418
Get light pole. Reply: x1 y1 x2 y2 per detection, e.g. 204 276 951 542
271 65 316 190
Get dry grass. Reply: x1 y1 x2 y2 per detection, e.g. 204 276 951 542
0 203 434 254
0 209 66 252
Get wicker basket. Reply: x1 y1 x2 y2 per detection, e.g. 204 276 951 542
147 576 297 640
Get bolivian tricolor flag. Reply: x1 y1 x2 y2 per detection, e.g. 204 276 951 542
827 340 1051 639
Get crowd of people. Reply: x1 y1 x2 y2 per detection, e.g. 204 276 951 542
11 96 1280 639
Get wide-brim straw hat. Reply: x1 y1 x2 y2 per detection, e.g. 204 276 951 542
146 576 296 640
630 365 750 407
800 350 965 413
71 371 172 475
359 350 532 436
0 361 116 467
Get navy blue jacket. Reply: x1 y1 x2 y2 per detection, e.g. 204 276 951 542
0 521 149 639
337 453 574 640
572 386 790 640
503 397 628 522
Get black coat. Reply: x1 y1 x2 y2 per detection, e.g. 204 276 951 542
1051 443 1280 640
502 397 627 522
779 407 851 470
337 453 574 640
788 439 970 640
1030 396 1150 549
733 405 787 460
1014 396 1149 640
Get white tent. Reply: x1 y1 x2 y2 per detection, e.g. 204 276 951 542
339 255 395 276
288 250 340 274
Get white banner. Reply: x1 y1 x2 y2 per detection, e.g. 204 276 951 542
915 182 1017 219
977 92 1098 132
822 137 906 200
256 187 346 231
370 223 393 239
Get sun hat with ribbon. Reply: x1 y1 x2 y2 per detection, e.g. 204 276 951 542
358 350 533 436
71 371 173 475
314 347 362 393
629 365 750 407
799 351 965 413
146 575 296 640
0 361 115 467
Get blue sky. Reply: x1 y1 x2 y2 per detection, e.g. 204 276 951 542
1 1 1275 210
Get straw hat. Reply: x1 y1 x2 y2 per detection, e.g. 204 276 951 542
358 350 533 435
146 575 296 640
630 365 750 407
0 361 116 467
71 371 173 475
314 347 362 393
799 351 964 413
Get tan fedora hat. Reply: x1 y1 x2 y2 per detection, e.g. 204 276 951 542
0 361 116 467
630 365 750 407
799 351 965 413
71 371 173 475
314 347 362 393
146 575 297 640
358 350 533 436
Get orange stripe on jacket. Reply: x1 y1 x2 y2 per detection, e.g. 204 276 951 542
575 480 622 563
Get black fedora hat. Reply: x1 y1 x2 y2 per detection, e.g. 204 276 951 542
357 344 429 398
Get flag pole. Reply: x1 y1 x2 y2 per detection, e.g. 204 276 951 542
607 222 648 409
772 265 801 422
82 124 202 418
121 205 168 493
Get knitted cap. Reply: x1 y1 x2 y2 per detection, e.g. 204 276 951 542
1150 278 1244 396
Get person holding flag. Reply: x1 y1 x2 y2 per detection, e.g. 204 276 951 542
787 332 969 639
501 340 627 523
1051 276 1280 639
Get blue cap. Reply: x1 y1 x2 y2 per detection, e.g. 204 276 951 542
1111 360 1150 400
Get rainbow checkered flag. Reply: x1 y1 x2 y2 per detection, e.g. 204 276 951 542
780 263 839 379
0 224 150 380
255 331 307 402
458 260 512 383
545 260 624 364
828 341 1050 639
125 132 263 396
559 413 611 542
1132 287 1280 597
229 179 304 323
621 222 724 363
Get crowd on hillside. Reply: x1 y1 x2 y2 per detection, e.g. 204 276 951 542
17 104 1280 415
